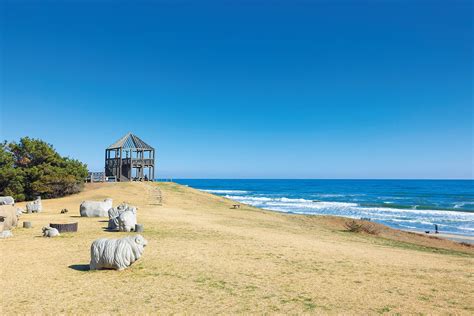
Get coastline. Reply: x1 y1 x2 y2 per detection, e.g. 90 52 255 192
199 188 474 244
405 230 474 245
2 182 473 314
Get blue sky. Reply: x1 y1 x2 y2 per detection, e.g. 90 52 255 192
1 0 472 179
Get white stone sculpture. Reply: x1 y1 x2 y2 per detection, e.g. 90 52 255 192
108 203 137 231
89 235 148 270
108 203 128 230
0 196 15 206
0 205 19 230
26 197 42 213
0 230 13 238
79 198 112 217
42 226 60 237
118 208 137 232
16 208 24 218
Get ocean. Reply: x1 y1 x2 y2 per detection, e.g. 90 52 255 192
175 179 474 236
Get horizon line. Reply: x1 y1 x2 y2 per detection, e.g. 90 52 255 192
158 178 474 181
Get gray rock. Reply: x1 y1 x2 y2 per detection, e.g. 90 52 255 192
90 235 148 270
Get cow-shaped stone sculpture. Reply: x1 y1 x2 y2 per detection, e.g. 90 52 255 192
79 198 112 217
89 235 148 270
0 196 14 206
42 226 60 237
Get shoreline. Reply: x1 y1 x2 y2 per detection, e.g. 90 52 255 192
405 230 474 245
217 194 474 244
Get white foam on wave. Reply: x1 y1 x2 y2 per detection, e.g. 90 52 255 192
225 195 356 207
314 194 345 198
202 189 250 194
224 193 474 235
453 202 474 209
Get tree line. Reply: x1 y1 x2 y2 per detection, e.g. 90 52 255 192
0 137 88 201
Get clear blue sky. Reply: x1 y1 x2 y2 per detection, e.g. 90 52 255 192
1 1 472 179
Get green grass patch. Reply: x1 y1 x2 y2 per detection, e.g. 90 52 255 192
372 237 474 258
336 230 474 258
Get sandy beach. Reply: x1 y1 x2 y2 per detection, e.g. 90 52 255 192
1 182 473 314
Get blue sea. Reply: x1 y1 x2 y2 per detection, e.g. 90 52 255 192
175 179 474 236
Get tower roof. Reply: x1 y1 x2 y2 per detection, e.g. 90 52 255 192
107 133 154 150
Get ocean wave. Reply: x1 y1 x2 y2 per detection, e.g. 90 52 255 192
225 195 356 207
202 189 250 194
223 194 474 235
453 202 474 209
225 194 474 216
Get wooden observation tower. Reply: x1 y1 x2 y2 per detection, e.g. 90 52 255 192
105 133 155 181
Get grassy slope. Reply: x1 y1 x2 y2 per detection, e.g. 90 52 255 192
1 182 473 314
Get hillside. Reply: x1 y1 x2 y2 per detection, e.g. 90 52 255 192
1 182 473 314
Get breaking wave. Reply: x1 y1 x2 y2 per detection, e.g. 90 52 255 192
223 194 474 236
202 189 250 194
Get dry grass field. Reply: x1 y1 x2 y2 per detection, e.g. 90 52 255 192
1 182 473 314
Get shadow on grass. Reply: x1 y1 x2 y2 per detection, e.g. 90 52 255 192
102 226 118 232
69 264 90 272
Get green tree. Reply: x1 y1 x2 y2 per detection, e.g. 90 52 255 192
0 137 88 201
0 141 25 200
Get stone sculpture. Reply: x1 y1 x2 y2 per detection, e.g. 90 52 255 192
107 203 128 230
0 230 13 238
16 208 24 217
26 197 42 213
89 235 148 270
118 208 137 232
0 205 19 231
0 196 15 206
42 226 60 237
79 198 113 217
108 203 137 231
